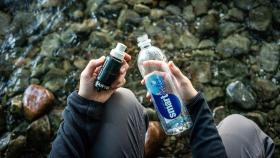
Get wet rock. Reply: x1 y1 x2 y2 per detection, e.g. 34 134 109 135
226 81 256 110
233 0 258 10
219 22 241 38
249 6 272 31
166 5 181 15
227 8 244 22
23 84 55 120
216 34 250 57
38 0 63 8
188 62 211 84
203 86 224 102
258 43 279 72
178 31 199 49
70 19 97 33
145 121 166 158
192 50 216 57
253 79 278 101
74 57 87 70
10 95 23 116
213 106 227 124
150 9 168 19
27 116 51 151
191 0 211 16
40 33 61 57
245 112 266 127
117 9 141 29
198 39 215 49
0 11 11 36
183 5 195 22
216 59 248 79
272 8 280 24
0 133 12 152
197 14 219 36
7 68 31 95
44 79 64 93
48 106 64 135
133 4 151 15
9 11 37 36
0 104 5 133
4 135 26 158
89 31 111 48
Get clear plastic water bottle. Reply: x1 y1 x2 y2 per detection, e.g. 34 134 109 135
137 34 192 135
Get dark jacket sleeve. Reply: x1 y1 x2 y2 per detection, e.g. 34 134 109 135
187 92 228 158
49 91 104 158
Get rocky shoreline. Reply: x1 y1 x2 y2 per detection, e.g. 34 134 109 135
0 0 280 157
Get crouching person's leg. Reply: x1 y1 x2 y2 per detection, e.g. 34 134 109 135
217 114 275 158
91 88 149 158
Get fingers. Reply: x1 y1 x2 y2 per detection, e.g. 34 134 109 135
111 61 129 89
143 60 164 68
168 61 184 80
146 92 151 102
82 56 105 78
124 53 131 62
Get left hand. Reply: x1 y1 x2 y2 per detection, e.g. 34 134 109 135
78 53 131 103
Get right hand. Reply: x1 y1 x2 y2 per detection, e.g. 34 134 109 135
141 60 198 104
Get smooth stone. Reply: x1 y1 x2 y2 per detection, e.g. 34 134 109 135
245 112 266 127
145 121 166 158
219 22 241 38
198 39 216 49
228 8 244 22
213 106 227 124
26 116 51 151
253 79 278 101
191 0 211 16
40 33 61 56
233 0 258 10
89 31 112 48
216 59 248 79
226 81 256 110
4 135 26 158
183 5 195 22
150 9 168 19
203 86 224 102
70 19 97 33
10 95 23 116
117 9 141 29
197 14 219 36
249 6 272 31
0 133 12 152
258 43 279 72
166 5 181 15
188 62 211 84
178 31 199 49
38 0 62 8
23 84 55 120
133 4 151 15
216 34 250 57
44 79 64 92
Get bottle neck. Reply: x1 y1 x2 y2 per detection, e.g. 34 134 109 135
139 42 152 50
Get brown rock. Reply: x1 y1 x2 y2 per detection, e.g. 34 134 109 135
145 121 166 158
23 84 54 120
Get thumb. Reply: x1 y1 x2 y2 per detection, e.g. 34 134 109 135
168 61 184 79
83 56 105 76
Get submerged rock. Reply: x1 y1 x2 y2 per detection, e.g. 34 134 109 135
226 81 256 110
10 95 23 116
249 6 272 31
133 4 151 15
178 31 199 49
23 84 55 120
197 14 219 36
117 9 141 29
188 62 212 84
27 116 51 151
0 11 11 36
191 0 211 16
70 19 97 33
216 34 250 57
233 0 258 10
183 5 195 22
245 112 266 128
4 135 26 158
227 8 244 22
7 68 31 95
216 59 248 79
203 86 224 102
258 43 279 72
145 121 166 158
253 79 278 101
0 133 12 152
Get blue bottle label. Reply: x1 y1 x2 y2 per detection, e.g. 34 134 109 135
146 74 181 119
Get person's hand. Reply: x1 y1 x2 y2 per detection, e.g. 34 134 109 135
141 60 198 105
78 53 131 103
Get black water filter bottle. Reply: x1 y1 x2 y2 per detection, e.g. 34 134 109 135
94 43 127 91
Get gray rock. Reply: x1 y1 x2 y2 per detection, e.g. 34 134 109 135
0 11 11 36
197 14 219 36
0 133 12 152
226 81 256 110
37 0 63 8
216 59 248 79
228 8 244 22
191 0 211 16
10 95 23 116
216 34 250 57
219 22 242 38
89 31 112 48
178 31 199 49
70 19 97 33
249 6 272 31
117 9 141 29
203 86 224 102
192 50 216 57
273 8 280 24
150 9 168 20
166 5 181 15
40 33 61 56
188 62 211 84
183 5 195 22
259 43 280 72
233 0 258 10
198 39 216 49
27 116 51 151
5 135 26 158
133 4 151 15
253 79 279 101
7 68 31 95
74 58 87 70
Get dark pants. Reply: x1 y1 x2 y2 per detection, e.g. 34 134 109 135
95 88 274 158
